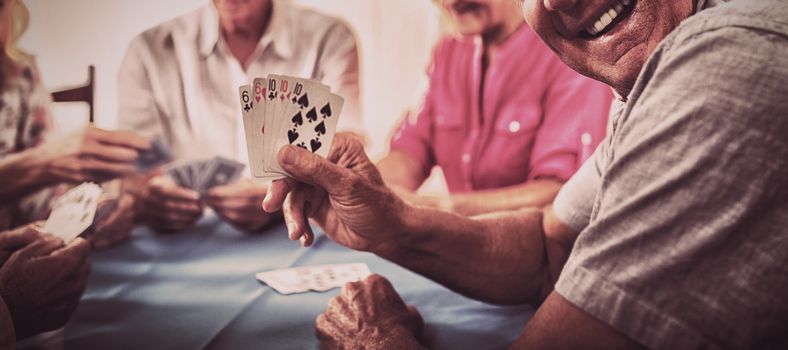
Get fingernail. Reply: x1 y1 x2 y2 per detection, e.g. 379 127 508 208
281 146 297 166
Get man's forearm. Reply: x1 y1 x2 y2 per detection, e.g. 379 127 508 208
376 204 553 305
439 178 563 216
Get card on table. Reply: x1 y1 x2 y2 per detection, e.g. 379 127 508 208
256 263 372 295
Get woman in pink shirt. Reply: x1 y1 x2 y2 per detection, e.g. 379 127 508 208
378 0 612 216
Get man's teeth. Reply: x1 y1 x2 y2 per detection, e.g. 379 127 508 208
586 0 631 36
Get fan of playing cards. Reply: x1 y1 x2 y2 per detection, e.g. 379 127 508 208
239 74 344 181
42 182 106 244
165 156 245 194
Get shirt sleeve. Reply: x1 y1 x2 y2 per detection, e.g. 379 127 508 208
117 36 165 138
550 143 605 232
555 24 788 349
527 61 612 181
314 20 364 138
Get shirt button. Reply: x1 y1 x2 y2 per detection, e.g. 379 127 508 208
508 121 521 133
462 153 471 163
581 132 592 146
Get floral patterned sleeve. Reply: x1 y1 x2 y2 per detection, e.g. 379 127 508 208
0 58 57 230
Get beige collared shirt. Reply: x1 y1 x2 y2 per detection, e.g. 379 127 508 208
117 0 362 167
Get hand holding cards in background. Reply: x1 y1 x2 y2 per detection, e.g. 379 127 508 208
164 156 245 194
136 176 204 233
203 179 279 232
135 136 174 173
0 226 90 340
33 126 150 184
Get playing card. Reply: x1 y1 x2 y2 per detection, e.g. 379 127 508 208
266 77 330 176
199 156 245 192
255 76 284 177
92 197 119 225
43 182 103 243
135 136 174 172
255 263 372 295
164 161 191 188
268 88 341 176
238 84 257 177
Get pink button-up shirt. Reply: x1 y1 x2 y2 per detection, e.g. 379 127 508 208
390 25 613 193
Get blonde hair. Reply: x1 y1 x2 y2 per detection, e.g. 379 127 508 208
2 0 31 62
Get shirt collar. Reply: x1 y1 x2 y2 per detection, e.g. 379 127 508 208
199 0 294 59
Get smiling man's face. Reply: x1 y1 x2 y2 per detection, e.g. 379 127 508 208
521 0 693 96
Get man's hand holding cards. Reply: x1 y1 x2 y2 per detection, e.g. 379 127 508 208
238 74 344 181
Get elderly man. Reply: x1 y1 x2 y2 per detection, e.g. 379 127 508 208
118 0 362 233
263 0 788 348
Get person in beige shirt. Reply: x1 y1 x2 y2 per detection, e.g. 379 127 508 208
118 0 363 233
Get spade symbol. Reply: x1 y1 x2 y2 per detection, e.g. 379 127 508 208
291 111 303 126
296 142 307 150
288 129 299 143
297 93 309 109
314 121 326 136
306 108 318 123
310 138 322 152
320 103 332 118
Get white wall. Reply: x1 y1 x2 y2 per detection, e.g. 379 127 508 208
19 0 442 160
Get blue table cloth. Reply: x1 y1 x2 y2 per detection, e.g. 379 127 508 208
60 215 534 349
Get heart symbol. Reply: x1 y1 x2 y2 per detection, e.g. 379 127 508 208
314 121 326 136
291 111 303 126
306 108 318 123
288 129 299 143
310 138 322 152
320 103 332 118
297 93 309 108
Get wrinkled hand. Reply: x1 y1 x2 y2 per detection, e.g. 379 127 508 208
0 224 48 265
136 175 203 233
316 274 425 350
204 179 279 232
84 193 135 250
35 126 150 184
0 226 91 340
262 134 408 249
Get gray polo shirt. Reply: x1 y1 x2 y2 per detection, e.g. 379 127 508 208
552 0 788 348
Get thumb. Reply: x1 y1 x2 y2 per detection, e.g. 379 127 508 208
278 145 355 195
0 224 46 251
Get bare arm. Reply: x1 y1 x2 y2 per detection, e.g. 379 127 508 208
267 136 580 306
380 204 574 305
512 292 645 349
377 151 430 192
421 178 563 216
